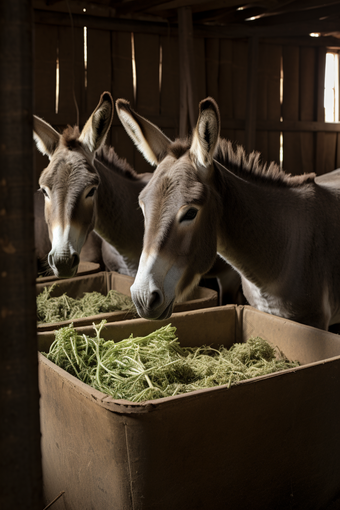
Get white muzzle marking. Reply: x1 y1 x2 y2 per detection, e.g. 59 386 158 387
131 250 183 319
48 223 85 277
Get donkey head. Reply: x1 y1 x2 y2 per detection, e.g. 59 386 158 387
116 97 221 319
33 92 113 277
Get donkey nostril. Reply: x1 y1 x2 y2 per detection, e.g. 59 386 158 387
71 253 80 269
147 290 163 310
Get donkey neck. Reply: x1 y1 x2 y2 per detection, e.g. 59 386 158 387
93 158 149 267
215 163 314 287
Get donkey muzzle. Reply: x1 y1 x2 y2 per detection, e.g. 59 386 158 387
48 250 80 278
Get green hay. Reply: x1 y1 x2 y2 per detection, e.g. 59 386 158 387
43 321 300 402
37 284 136 324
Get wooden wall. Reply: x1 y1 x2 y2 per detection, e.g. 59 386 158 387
33 18 340 181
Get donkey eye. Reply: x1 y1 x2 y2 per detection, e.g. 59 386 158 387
86 187 96 198
40 187 49 198
180 208 198 223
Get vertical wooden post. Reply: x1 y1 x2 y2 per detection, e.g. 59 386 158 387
315 46 327 174
178 6 198 137
0 1 43 509
245 36 259 154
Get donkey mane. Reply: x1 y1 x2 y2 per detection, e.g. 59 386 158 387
216 138 316 187
60 125 138 180
95 145 139 180
168 136 316 187
61 125 81 150
168 138 191 159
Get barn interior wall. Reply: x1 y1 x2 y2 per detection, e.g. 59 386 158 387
33 20 340 183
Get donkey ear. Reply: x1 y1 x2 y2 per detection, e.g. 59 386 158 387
116 99 171 166
79 91 114 153
190 97 220 169
33 116 60 160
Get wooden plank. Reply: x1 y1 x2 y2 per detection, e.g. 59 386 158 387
34 24 58 119
266 44 281 164
178 7 188 136
194 36 206 106
299 46 317 173
178 7 198 134
282 45 300 174
267 131 281 166
57 25 84 127
256 43 268 122
110 31 135 166
255 130 268 161
299 46 316 122
232 39 248 121
85 28 111 126
323 133 337 174
245 36 259 153
205 38 219 102
33 9 340 41
116 116 340 134
218 38 233 120
111 31 134 103
179 30 189 138
255 43 270 160
256 119 340 132
316 132 337 174
34 24 59 183
116 0 171 16
34 9 178 36
160 34 180 134
266 44 281 122
227 39 248 145
299 132 315 173
282 132 302 174
316 47 328 175
1 3 43 506
337 133 340 169
134 32 160 117
282 45 299 121
134 32 160 171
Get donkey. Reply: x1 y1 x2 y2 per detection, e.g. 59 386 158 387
116 96 340 330
33 92 243 305
33 92 151 279
34 189 108 276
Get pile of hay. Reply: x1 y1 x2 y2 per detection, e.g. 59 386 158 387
37 285 135 324
43 321 300 402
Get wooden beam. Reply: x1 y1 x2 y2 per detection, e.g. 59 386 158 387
250 3 340 28
192 19 340 39
257 119 340 132
115 0 173 16
34 8 178 35
0 0 43 508
34 9 340 42
222 118 340 133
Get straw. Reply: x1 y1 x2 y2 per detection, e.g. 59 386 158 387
43 321 300 402
37 284 136 324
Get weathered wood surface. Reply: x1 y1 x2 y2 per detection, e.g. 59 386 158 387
1 1 43 508
33 8 340 41
33 16 340 179
255 42 281 165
